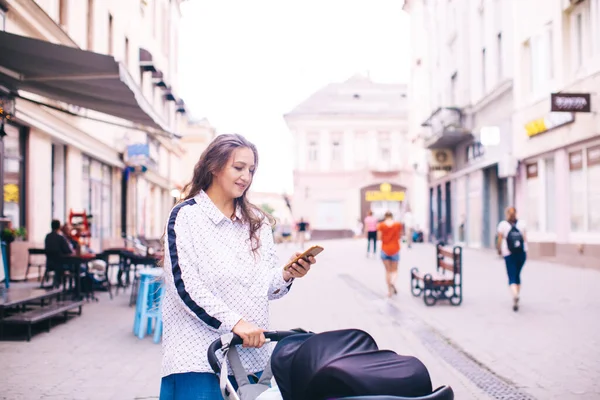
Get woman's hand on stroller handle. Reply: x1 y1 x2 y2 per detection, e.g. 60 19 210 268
232 319 266 348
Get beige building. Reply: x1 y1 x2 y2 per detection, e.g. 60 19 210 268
404 0 516 248
178 118 216 188
283 74 415 239
511 0 600 267
0 0 195 279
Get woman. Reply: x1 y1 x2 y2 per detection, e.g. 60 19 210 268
160 134 317 399
377 211 402 298
364 211 378 257
496 206 527 312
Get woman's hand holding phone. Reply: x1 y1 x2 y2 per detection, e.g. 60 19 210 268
282 245 322 281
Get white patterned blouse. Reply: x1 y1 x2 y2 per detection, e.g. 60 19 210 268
161 190 292 377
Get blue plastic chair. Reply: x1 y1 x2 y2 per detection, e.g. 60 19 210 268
133 268 164 343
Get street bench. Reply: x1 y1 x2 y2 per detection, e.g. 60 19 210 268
1 300 84 341
410 243 463 306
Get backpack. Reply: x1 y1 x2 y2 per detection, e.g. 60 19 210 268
506 221 524 254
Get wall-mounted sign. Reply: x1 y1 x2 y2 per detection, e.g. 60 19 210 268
365 183 405 202
429 149 453 172
466 142 485 163
525 112 575 138
526 162 538 179
479 126 501 146
551 93 591 113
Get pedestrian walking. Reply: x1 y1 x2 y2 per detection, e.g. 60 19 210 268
364 211 378 257
159 134 317 399
295 217 310 250
377 211 403 298
496 206 527 312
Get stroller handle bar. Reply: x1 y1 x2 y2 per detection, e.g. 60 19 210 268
207 330 302 375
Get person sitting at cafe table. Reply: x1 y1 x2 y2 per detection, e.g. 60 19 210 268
44 219 75 288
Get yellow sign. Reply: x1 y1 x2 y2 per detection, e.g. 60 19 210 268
365 183 405 202
4 184 19 203
525 112 575 137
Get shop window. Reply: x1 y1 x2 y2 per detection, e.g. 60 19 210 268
526 162 540 231
569 150 585 232
587 146 600 231
544 157 556 232
3 124 25 230
82 155 112 244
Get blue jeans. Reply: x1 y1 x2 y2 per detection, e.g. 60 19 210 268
380 251 400 262
504 252 526 285
160 371 263 400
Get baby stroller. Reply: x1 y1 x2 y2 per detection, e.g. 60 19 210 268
208 328 454 400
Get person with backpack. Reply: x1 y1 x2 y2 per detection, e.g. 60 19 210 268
496 206 527 312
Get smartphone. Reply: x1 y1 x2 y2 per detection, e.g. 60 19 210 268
283 245 324 271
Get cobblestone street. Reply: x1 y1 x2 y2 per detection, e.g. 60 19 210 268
1 239 599 399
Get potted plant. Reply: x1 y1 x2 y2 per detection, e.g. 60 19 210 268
15 227 27 241
1 228 15 244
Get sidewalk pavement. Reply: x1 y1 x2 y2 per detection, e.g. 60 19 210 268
1 239 598 399
281 239 599 400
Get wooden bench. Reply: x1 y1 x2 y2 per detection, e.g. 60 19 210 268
410 243 463 306
1 300 84 341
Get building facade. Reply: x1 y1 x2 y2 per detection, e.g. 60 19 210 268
511 0 600 267
404 0 517 249
0 0 194 279
284 75 418 239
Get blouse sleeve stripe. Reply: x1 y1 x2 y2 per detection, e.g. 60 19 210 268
168 198 222 329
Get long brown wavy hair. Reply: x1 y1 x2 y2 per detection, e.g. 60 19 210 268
179 133 274 253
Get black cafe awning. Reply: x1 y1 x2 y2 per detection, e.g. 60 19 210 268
0 31 170 133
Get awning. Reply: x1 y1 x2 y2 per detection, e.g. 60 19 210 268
175 99 187 114
139 48 157 72
152 70 167 88
164 86 176 102
0 30 170 134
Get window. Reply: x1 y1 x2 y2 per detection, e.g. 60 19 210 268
587 146 600 231
108 13 113 55
3 124 25 230
83 156 112 243
87 0 94 50
378 132 391 163
51 145 67 222
450 72 457 105
526 163 540 231
547 23 554 79
332 140 342 162
529 23 553 95
59 0 68 28
481 48 487 94
569 150 584 232
544 157 556 232
497 33 503 81
594 0 600 54
354 132 366 168
124 37 130 67
576 13 583 67
308 141 318 162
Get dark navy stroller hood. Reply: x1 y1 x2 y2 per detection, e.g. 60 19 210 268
270 328 433 400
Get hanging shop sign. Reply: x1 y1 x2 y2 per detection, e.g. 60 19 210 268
551 93 591 113
525 112 574 138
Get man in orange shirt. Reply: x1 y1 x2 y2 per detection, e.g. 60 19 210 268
377 211 403 298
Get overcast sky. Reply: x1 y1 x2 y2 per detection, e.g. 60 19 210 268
178 0 410 194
